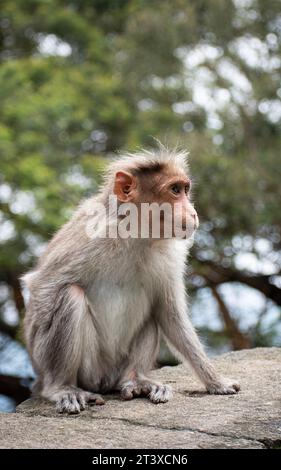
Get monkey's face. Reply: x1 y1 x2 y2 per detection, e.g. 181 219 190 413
113 165 199 239
166 186 199 239
155 172 199 239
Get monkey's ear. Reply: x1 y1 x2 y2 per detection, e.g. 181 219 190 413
113 171 137 202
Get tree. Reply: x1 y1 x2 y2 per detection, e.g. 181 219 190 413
0 0 280 403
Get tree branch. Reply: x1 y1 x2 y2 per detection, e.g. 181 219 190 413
6 272 25 315
210 285 250 350
194 259 281 306
1 270 25 318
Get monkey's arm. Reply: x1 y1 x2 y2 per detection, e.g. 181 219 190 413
155 281 240 394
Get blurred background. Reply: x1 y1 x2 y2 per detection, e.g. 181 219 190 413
0 0 280 412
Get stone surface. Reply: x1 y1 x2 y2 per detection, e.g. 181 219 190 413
1 347 281 448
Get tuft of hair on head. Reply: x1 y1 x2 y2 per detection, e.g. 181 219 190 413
101 141 189 192
20 270 38 290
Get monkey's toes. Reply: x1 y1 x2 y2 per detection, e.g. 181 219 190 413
120 387 133 400
84 392 105 406
207 378 241 395
56 391 105 414
120 381 142 400
149 384 172 404
120 381 172 403
56 393 82 414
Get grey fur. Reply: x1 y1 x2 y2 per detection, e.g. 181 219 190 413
22 148 240 414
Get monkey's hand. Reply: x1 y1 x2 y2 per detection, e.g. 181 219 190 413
206 377 240 395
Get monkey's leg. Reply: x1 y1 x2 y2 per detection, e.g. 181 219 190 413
29 284 104 413
156 283 240 395
118 319 172 404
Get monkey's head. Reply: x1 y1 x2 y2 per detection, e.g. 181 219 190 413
110 148 199 240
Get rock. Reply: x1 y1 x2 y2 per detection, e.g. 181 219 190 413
1 347 281 449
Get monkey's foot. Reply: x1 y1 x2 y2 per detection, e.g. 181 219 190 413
120 380 172 404
56 388 105 414
149 384 172 403
206 377 240 395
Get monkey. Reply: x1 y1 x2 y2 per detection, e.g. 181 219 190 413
21 145 240 414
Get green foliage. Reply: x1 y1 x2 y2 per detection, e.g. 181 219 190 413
0 0 280 348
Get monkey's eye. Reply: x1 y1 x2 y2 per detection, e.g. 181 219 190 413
184 181 191 194
171 184 181 195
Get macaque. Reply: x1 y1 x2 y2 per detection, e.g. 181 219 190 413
22 145 240 414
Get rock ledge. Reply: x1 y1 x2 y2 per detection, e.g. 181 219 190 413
1 348 281 448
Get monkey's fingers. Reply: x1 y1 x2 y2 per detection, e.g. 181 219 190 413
120 380 143 400
120 385 134 400
138 382 152 397
132 386 142 397
232 382 241 392
149 384 172 404
207 378 241 395
85 392 105 405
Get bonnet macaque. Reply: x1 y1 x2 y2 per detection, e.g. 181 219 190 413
22 146 240 414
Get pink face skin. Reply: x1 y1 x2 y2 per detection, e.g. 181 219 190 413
114 169 199 239
158 176 199 238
